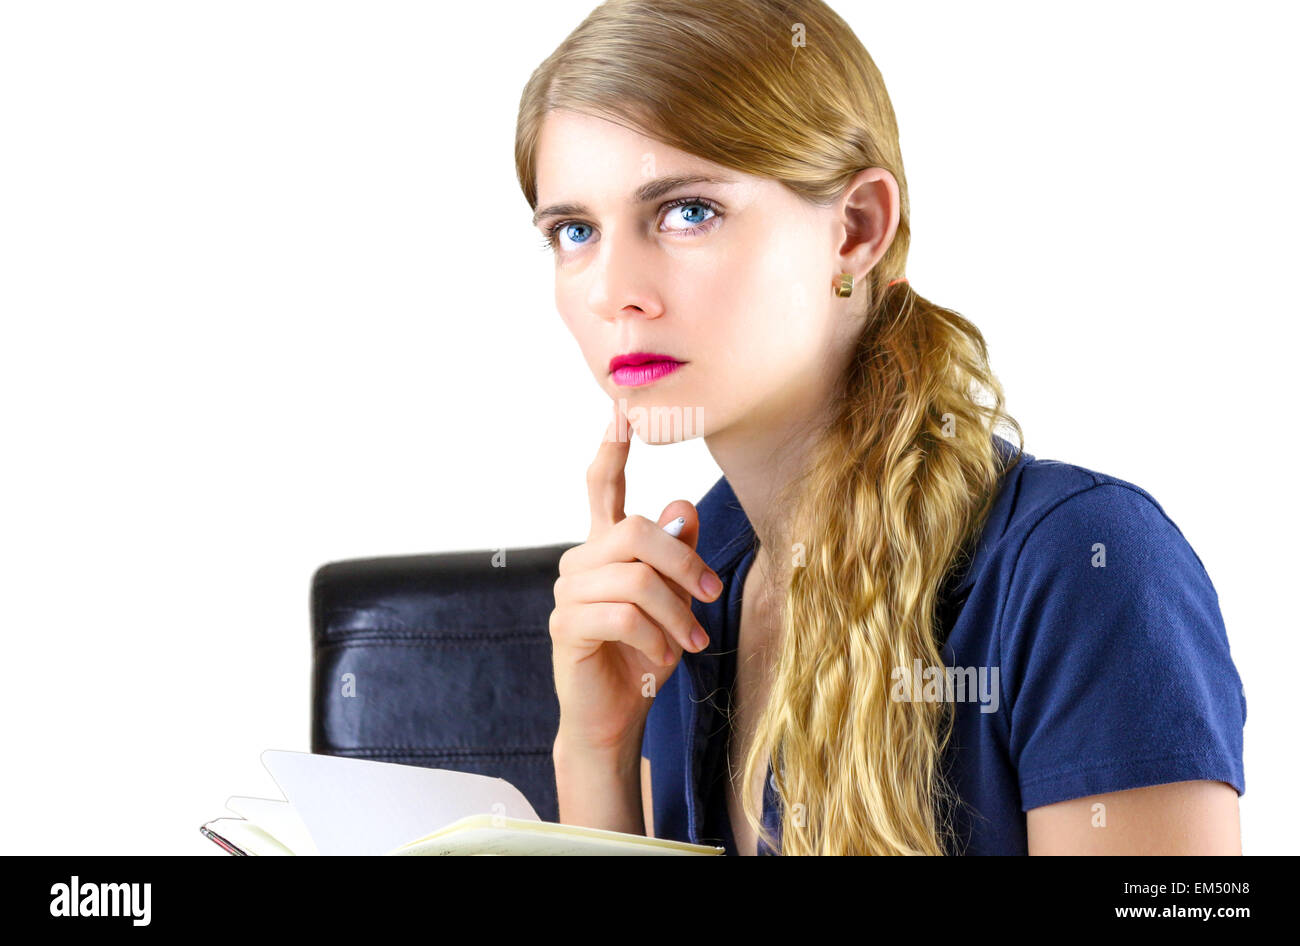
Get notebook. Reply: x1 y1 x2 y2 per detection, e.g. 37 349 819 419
200 749 724 856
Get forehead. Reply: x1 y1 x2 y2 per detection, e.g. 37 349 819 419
534 108 749 202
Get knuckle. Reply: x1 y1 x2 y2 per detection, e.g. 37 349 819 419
611 602 639 635
608 518 634 552
630 562 656 595
677 544 700 578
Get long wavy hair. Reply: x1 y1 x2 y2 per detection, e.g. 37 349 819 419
515 0 1024 855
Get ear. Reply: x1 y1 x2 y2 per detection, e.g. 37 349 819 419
833 167 902 285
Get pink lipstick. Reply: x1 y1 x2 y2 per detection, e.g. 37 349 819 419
609 352 685 388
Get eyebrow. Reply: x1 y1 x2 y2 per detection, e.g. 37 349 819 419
532 174 736 228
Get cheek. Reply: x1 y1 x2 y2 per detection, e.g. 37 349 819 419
555 284 589 346
705 233 829 368
554 285 619 386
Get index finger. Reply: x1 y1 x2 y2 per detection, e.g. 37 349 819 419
587 408 630 539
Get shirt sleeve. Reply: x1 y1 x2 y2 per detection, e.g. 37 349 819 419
998 483 1247 811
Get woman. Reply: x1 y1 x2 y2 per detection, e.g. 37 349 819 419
522 0 1246 855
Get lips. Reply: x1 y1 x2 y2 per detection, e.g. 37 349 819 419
608 352 683 373
608 352 685 388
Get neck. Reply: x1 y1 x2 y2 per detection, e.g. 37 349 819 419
702 317 862 588
705 395 832 586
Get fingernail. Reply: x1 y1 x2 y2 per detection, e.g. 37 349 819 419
691 628 709 651
701 572 723 597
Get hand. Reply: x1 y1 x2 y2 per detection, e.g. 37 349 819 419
549 409 722 755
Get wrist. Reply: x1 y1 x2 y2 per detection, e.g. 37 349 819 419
553 727 644 773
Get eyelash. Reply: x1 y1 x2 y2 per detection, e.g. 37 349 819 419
538 196 723 253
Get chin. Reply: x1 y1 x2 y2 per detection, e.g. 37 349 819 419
618 399 707 444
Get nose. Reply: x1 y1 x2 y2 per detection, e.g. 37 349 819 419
587 224 664 323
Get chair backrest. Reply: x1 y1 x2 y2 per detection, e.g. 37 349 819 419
310 542 577 823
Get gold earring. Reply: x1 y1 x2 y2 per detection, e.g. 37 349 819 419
834 272 853 297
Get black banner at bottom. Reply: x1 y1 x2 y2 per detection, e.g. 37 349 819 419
8 853 1280 930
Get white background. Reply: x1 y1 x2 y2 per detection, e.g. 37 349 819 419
1 0 1294 855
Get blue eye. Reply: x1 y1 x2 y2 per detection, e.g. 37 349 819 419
663 200 716 229
539 196 722 255
551 222 594 252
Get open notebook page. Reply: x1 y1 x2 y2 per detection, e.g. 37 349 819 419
224 795 319 855
259 750 540 856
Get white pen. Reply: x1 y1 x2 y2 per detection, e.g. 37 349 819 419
663 515 687 538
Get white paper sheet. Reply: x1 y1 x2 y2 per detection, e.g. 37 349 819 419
224 795 319 856
259 750 540 856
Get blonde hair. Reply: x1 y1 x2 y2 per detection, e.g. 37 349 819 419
516 0 1024 855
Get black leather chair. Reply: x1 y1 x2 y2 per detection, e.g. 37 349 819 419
309 542 580 824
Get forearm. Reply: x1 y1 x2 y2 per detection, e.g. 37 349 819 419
553 732 645 835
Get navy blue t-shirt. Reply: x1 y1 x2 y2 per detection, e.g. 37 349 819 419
641 435 1247 854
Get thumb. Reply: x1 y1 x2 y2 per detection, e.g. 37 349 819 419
658 501 723 605
657 500 701 552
